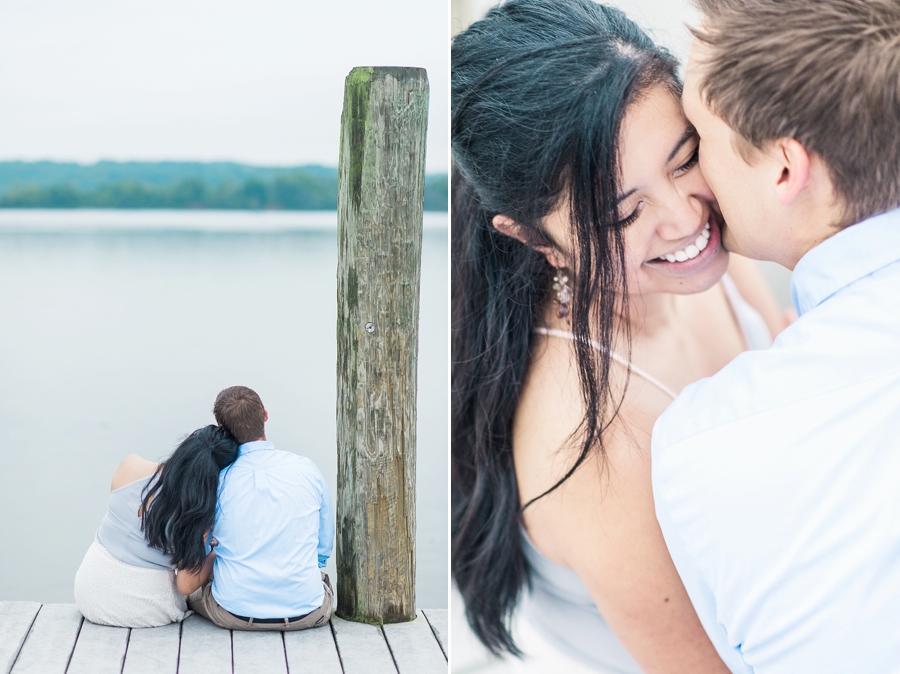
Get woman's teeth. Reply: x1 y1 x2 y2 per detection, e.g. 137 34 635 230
658 223 711 263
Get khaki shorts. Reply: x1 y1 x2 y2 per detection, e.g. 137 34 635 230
188 572 333 631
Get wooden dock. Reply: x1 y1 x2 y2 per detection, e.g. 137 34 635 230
0 602 447 673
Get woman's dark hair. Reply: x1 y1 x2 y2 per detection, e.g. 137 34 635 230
140 425 239 572
451 0 679 655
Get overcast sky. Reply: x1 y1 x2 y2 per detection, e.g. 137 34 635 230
0 0 449 171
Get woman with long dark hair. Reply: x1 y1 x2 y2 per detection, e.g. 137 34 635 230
451 1 784 671
74 425 238 627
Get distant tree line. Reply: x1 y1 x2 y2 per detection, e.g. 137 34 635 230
0 169 448 212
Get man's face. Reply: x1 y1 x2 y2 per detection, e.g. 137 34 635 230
682 40 781 262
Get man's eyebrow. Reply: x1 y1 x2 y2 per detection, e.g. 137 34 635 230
667 124 698 164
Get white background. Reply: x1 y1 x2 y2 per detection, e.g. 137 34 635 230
0 0 449 171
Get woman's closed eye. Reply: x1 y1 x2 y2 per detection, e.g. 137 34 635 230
618 202 643 227
673 146 700 177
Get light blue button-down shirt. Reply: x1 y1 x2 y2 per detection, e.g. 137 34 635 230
211 441 334 618
652 207 900 674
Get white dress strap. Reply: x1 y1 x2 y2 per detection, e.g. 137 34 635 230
533 327 678 400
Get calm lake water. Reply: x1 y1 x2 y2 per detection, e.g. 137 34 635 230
0 210 448 609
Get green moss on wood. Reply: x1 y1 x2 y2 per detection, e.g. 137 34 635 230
344 67 374 213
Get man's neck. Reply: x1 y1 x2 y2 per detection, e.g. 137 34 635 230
779 174 853 269
777 203 847 270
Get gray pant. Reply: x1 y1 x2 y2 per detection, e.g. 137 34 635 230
188 573 333 631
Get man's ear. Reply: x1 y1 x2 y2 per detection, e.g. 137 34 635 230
263 409 269 423
492 214 567 268
773 138 812 205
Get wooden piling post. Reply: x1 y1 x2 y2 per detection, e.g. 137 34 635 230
336 67 429 624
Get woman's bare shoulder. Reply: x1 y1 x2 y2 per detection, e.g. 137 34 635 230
525 405 729 673
110 454 159 491
519 373 662 559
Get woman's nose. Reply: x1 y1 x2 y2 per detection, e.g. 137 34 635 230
655 167 714 239
655 193 706 241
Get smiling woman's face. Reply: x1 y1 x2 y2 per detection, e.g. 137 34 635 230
616 85 730 297
542 85 729 301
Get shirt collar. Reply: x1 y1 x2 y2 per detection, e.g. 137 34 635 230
791 207 900 316
238 440 275 454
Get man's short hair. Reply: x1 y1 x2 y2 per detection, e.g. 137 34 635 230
213 386 265 444
691 0 900 225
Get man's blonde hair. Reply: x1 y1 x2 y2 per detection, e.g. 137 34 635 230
692 0 900 225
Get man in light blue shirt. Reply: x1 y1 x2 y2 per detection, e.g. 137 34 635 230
189 386 334 631
653 1 900 672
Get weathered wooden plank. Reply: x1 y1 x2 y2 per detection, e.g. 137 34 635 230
10 604 82 674
383 612 446 673
231 630 286 674
67 620 130 674
178 615 232 674
121 621 181 674
0 602 41 674
330 616 396 674
421 609 447 658
336 65 429 624
283 622 342 674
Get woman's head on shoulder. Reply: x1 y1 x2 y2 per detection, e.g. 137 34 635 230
140 425 239 572
179 424 240 467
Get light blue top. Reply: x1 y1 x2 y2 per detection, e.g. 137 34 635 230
652 207 900 674
211 440 334 618
96 474 176 571
522 534 643 673
521 276 772 673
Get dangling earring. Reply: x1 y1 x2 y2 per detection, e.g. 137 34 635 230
553 269 572 319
